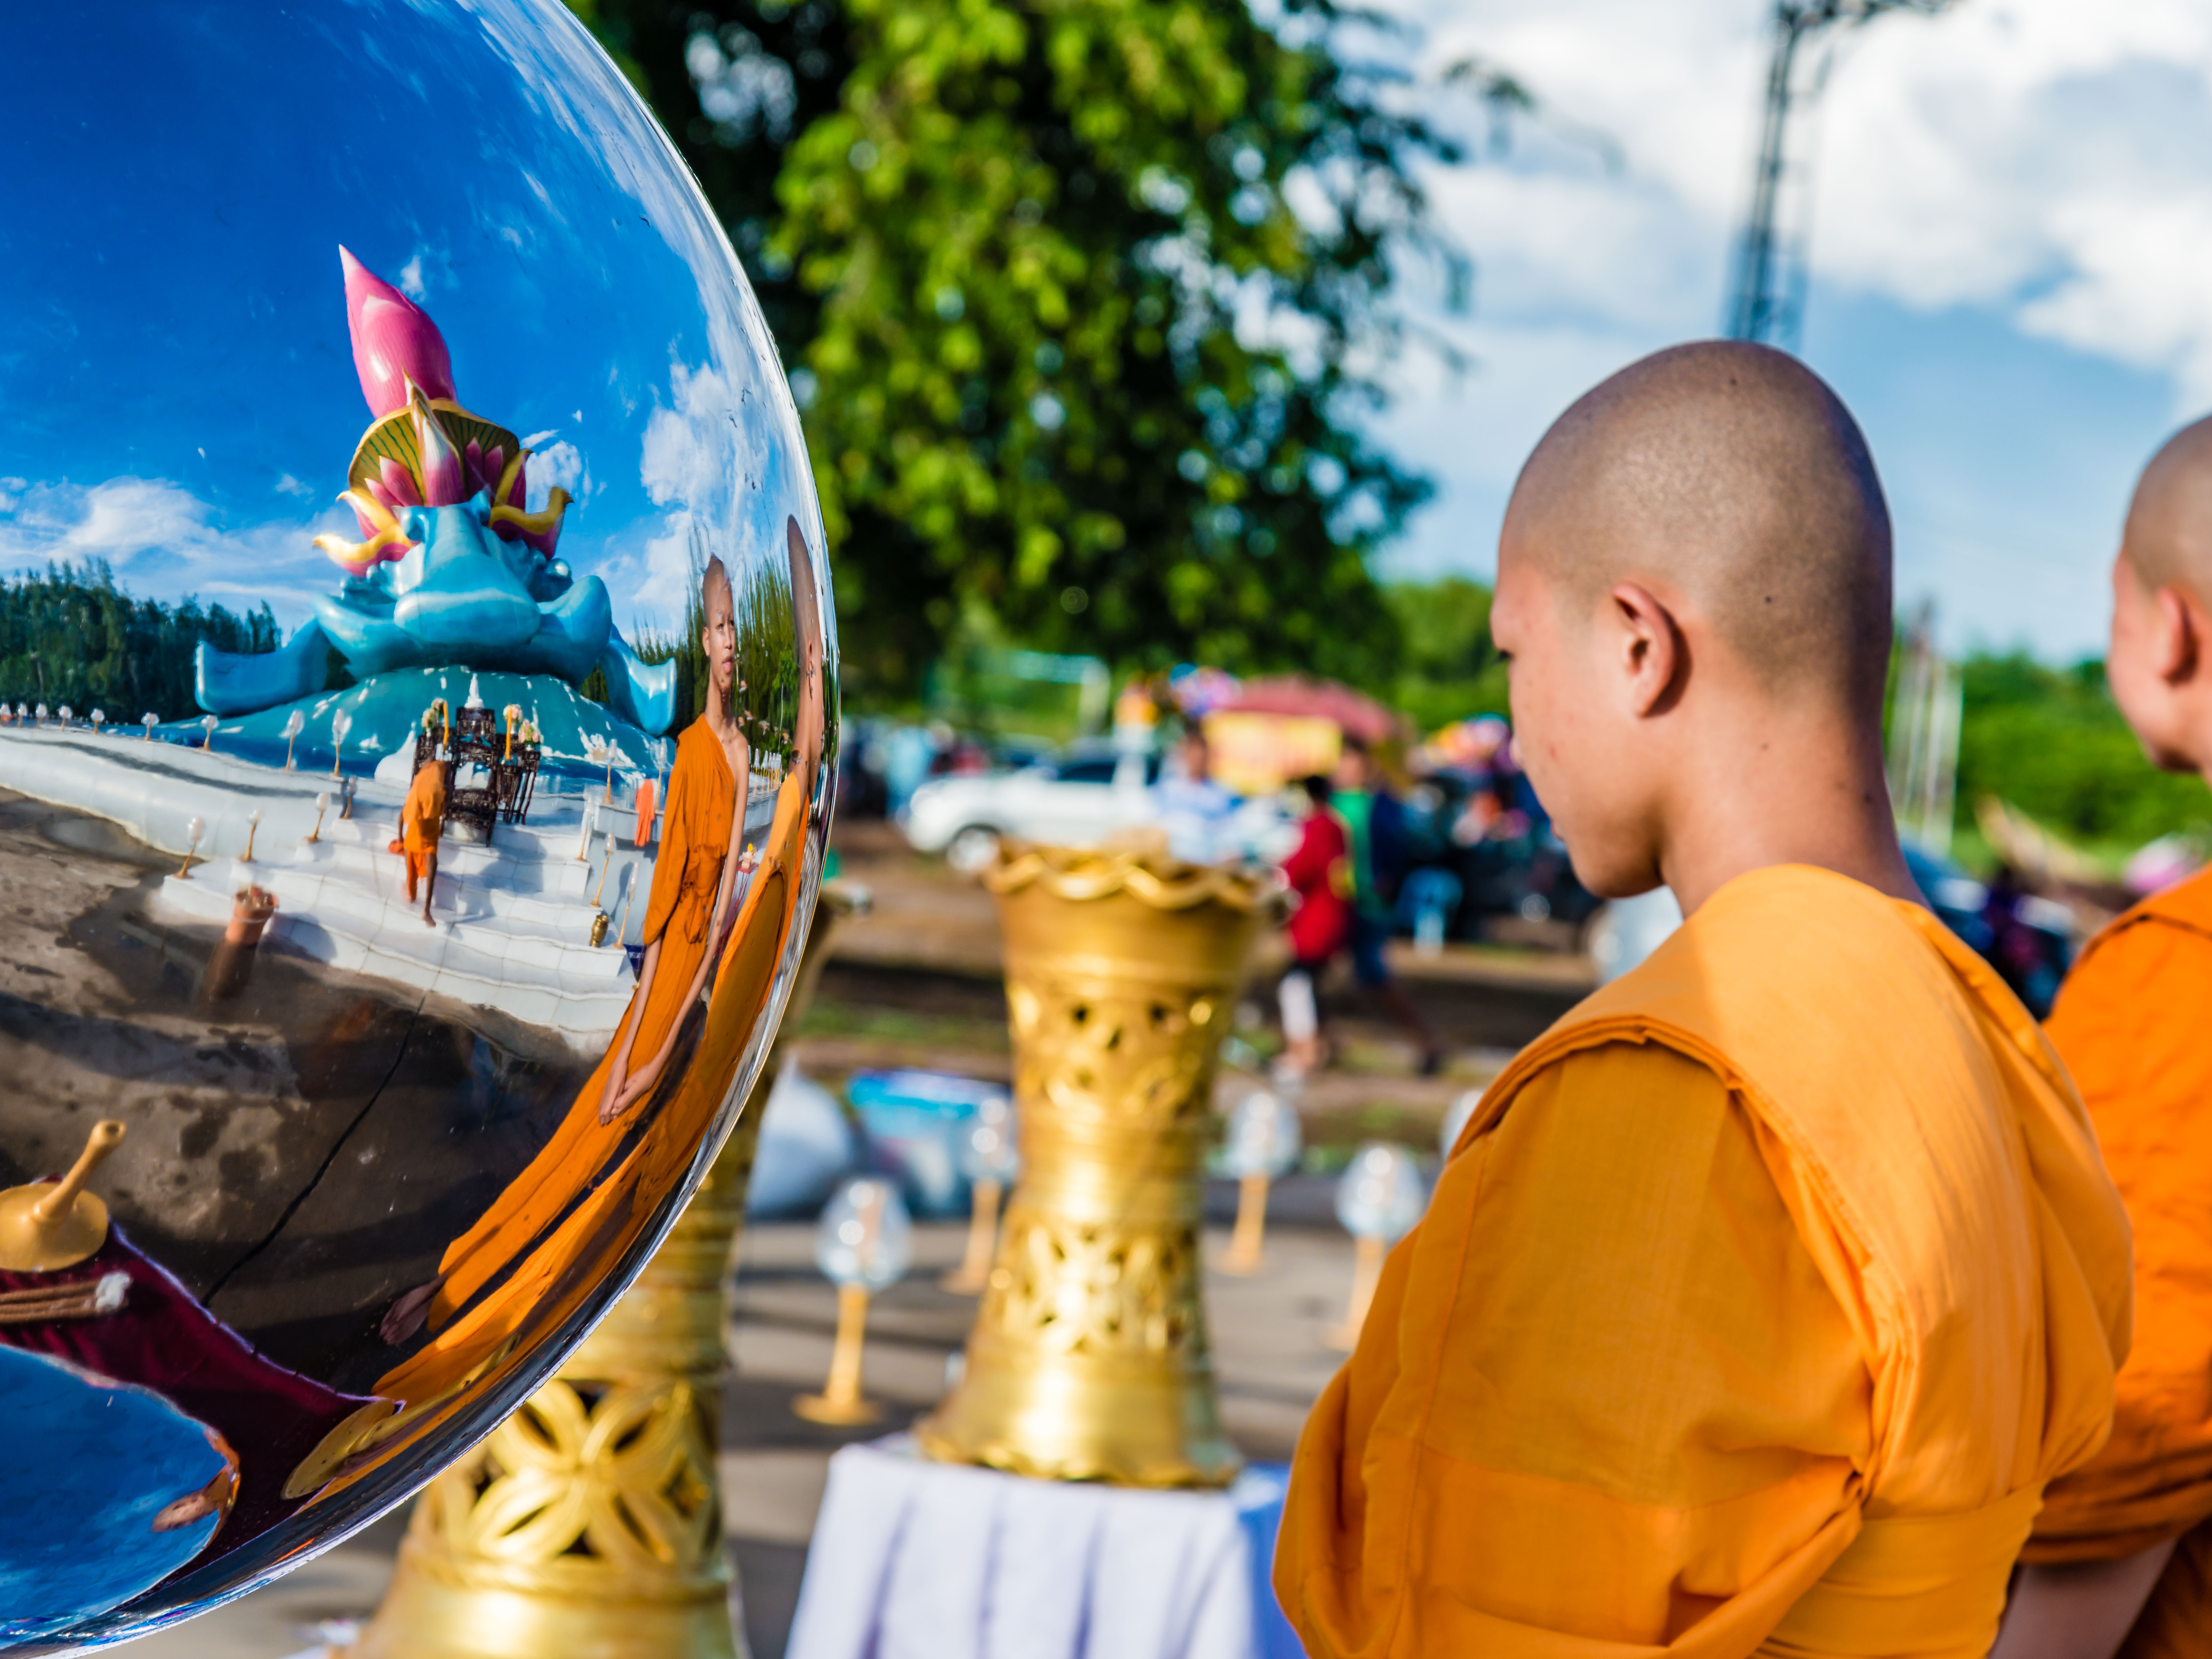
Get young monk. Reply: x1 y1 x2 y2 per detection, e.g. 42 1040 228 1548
375 557 747 1350
353 527 825 1445
1994 417 2212 1658
1274 340 2133 1656
617 515 829 1192
396 756 447 926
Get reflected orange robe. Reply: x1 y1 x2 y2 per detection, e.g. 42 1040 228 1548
2025 866 2212 1653
373 719 734 1402
1276 864 2132 1658
371 766 813 1414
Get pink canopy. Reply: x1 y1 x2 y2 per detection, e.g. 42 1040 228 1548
1218 676 1405 745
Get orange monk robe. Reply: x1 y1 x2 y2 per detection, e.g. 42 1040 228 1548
1276 864 2132 1659
634 766 815 1199
369 766 811 1414
372 719 735 1402
399 764 446 897
2023 865 2212 1654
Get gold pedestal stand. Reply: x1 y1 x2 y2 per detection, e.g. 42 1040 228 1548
915 845 1271 1488
346 880 862 1659
1217 1173 1273 1276
791 1283 884 1426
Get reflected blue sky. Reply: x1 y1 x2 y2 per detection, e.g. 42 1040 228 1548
0 0 827 649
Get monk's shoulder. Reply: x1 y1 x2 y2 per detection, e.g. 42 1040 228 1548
1490 1038 1742 1191
2052 885 2212 1047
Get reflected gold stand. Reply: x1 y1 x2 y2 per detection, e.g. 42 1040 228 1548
0 1120 125 1272
915 844 1271 1488
345 879 863 1659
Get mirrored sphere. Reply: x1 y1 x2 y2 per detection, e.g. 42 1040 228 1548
1219 1088 1302 1180
814 1179 915 1291
0 3 834 1647
1334 1143 1430 1243
957 1095 1021 1185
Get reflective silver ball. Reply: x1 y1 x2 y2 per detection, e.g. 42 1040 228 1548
0 4 833 1645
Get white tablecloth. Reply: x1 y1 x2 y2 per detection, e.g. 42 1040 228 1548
785 1437 1302 1659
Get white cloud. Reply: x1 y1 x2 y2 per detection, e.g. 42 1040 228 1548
641 359 739 509
0 476 349 629
399 253 428 300
1343 0 2212 658
529 439 592 510
1388 0 2212 401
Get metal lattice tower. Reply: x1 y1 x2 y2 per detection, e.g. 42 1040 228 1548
1724 0 1954 350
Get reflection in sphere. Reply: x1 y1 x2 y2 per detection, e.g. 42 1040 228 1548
1220 1089 1303 1180
0 3 832 1648
1335 1144 1431 1243
815 1179 916 1291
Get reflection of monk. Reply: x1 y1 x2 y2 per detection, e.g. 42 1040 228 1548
637 516 828 1192
363 522 827 1420
377 559 749 1352
395 757 447 927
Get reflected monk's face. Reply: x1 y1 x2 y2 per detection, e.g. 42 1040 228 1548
703 576 737 701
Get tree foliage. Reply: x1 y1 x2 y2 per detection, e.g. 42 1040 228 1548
1383 575 1507 733
1955 652 2209 854
570 0 1466 701
0 562 277 722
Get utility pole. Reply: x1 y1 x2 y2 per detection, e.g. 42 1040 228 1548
1724 0 1954 350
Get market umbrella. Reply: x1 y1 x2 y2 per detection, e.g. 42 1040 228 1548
1218 675 1405 745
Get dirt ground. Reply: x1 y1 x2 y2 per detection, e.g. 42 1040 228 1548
0 787 590 1390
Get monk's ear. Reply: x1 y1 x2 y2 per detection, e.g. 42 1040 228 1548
1607 581 1685 718
2157 585 2205 684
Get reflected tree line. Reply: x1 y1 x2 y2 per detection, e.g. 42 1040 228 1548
0 561 279 720
0 555 822 768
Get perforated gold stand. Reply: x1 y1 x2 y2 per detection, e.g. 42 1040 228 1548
914 845 1271 1488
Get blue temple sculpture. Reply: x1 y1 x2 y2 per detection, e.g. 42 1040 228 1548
195 250 675 735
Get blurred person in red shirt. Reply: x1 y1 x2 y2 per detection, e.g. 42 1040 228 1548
1279 774 1351 1075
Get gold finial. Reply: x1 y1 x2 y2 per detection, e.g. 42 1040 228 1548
0 1120 126 1272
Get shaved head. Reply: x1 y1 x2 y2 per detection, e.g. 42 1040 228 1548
1504 340 1892 714
703 553 734 614
2123 416 2212 596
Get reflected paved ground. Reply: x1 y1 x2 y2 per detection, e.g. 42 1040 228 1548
117 1203 1365 1659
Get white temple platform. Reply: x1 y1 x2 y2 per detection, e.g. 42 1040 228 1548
0 723 662 1051
151 812 638 1048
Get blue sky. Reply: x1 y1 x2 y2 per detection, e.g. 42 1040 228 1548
3 0 2193 671
0 0 823 652
1364 0 2212 663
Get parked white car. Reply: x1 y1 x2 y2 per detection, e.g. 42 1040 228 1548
901 748 1160 871
901 745 1302 870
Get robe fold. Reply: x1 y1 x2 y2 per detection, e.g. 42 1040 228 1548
2025 865 2212 1655
1276 864 2132 1659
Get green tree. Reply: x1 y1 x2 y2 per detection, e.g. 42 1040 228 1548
0 562 279 721
570 0 1481 701
1383 575 1507 732
1954 652 2209 856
